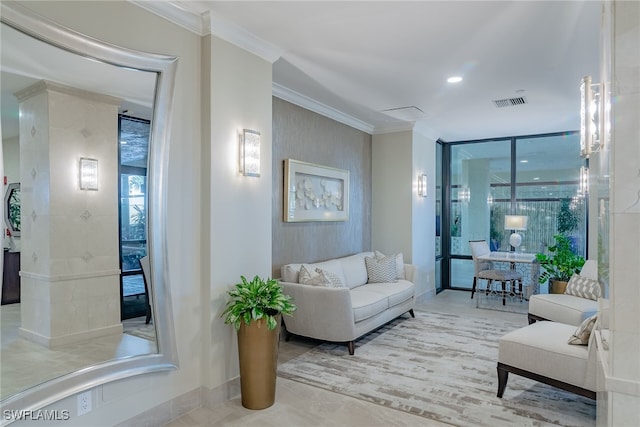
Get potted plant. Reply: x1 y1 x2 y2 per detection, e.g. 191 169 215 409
222 275 296 410
536 234 586 294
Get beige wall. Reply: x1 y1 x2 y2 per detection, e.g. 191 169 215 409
271 98 372 278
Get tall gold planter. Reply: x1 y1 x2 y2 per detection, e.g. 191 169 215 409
549 280 568 294
237 314 281 410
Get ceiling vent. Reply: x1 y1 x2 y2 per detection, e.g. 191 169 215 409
381 106 425 121
493 97 528 108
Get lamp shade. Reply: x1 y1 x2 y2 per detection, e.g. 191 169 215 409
504 215 528 231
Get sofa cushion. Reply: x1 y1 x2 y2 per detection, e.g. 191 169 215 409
365 256 398 283
499 321 590 389
350 288 389 322
340 252 372 288
316 268 344 287
529 293 598 326
361 280 414 307
565 274 602 300
568 314 597 345
375 251 405 279
299 265 330 286
281 263 303 283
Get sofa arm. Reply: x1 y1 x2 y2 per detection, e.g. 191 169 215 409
403 264 417 283
279 281 357 342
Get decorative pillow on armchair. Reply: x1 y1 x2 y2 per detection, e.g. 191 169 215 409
374 250 405 279
568 314 598 345
565 273 602 300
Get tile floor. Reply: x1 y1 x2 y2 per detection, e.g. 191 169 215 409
164 290 527 426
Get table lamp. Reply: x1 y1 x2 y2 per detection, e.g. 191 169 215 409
504 215 528 251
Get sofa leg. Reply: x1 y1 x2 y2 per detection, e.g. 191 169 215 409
347 341 355 355
409 309 415 318
497 363 509 398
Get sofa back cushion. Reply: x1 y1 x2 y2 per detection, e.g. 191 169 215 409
339 252 372 288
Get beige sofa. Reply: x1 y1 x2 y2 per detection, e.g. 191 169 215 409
279 252 416 355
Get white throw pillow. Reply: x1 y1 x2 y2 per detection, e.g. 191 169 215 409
315 268 345 288
365 256 398 283
568 314 597 345
299 265 329 286
374 250 405 279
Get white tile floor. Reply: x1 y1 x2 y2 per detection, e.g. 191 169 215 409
165 290 527 426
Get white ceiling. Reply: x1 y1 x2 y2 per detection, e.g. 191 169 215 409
177 0 602 141
1 1 601 144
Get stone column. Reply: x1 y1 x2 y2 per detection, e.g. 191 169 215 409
16 80 122 348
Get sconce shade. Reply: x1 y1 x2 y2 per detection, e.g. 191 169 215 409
418 174 427 197
580 75 602 158
241 129 260 177
79 157 98 190
504 215 528 231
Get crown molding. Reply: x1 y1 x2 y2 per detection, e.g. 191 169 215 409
273 83 375 134
129 0 204 35
372 123 416 135
202 11 283 63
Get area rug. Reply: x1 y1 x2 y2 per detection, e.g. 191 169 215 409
278 311 595 427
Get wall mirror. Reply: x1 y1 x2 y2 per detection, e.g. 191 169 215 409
3 183 20 237
0 2 178 417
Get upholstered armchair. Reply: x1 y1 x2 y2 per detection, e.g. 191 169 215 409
528 260 600 326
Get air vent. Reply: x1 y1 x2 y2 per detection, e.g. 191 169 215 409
381 106 425 121
493 97 528 108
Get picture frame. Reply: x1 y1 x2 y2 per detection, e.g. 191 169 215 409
283 159 349 222
4 182 20 237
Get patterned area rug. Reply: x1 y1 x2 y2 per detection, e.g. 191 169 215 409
278 311 595 427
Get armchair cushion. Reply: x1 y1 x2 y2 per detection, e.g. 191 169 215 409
565 274 601 300
529 294 598 326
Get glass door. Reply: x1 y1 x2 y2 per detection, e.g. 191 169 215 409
449 139 512 290
118 115 150 320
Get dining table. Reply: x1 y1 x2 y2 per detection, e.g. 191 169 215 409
476 251 540 301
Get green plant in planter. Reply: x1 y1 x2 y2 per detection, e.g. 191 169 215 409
536 234 585 284
222 275 296 330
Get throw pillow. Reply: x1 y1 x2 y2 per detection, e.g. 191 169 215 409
299 265 330 287
315 268 344 288
365 256 398 283
568 314 598 345
565 273 602 300
374 250 405 279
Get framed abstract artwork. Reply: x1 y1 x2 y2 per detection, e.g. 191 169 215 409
283 159 349 222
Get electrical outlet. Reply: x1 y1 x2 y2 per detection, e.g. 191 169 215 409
77 391 92 416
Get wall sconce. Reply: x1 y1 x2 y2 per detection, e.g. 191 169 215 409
459 187 470 203
580 75 601 158
79 157 98 190
240 129 260 177
504 215 528 251
579 166 589 197
417 174 427 197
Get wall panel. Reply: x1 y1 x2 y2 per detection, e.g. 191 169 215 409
272 98 372 277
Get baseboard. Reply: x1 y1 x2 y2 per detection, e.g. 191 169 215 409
19 323 123 348
202 377 241 408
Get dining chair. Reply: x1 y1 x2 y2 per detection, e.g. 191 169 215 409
469 240 523 305
139 256 153 324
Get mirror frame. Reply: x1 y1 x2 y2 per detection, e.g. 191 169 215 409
0 2 179 416
3 183 20 237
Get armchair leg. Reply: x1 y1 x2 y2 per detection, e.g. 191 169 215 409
471 277 477 299
497 364 509 398
408 309 415 318
347 341 355 355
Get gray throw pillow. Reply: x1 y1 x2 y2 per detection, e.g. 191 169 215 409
565 273 602 300
365 256 398 283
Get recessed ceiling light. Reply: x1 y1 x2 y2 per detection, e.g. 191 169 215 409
533 177 540 180
447 76 463 83
520 159 528 163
